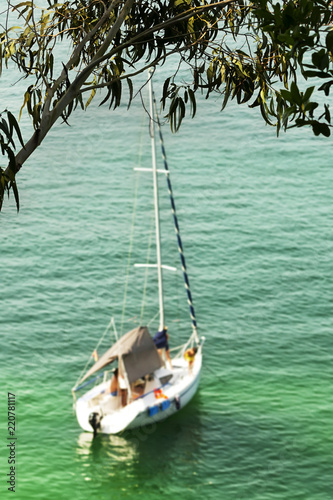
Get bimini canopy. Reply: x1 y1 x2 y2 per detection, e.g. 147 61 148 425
80 326 163 384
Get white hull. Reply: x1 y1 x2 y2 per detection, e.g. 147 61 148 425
75 346 202 435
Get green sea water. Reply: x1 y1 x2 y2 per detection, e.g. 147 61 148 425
1 52 333 499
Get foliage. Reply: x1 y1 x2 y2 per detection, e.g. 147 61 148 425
0 110 24 210
1 0 333 210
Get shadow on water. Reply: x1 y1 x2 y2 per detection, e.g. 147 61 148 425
75 394 204 489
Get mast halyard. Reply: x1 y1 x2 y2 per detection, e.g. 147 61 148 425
148 74 164 332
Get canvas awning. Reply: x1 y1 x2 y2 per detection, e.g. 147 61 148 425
80 326 163 384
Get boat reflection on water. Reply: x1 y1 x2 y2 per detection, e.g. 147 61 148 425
76 432 138 464
76 393 203 472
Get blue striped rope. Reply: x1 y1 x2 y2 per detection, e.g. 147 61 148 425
152 91 197 332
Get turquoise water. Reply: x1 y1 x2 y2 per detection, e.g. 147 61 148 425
1 54 333 499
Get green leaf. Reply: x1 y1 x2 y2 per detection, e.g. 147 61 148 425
221 78 231 111
319 123 330 137
99 87 112 107
169 96 178 118
19 90 31 121
280 89 292 103
162 77 171 109
303 86 315 102
188 88 196 118
325 30 333 53
177 97 186 130
7 111 25 149
14 1 32 8
304 101 318 113
290 81 302 106
303 70 331 79
127 78 133 110
0 118 11 141
207 63 214 84
7 147 16 170
324 104 330 123
85 84 96 109
312 49 329 70
11 181 20 212
318 80 333 96
312 121 330 137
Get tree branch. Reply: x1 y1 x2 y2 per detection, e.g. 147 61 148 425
43 0 122 117
5 0 236 178
6 0 134 176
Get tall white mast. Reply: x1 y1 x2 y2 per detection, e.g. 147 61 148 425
148 74 164 331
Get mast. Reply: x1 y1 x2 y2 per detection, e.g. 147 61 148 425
148 74 164 331
152 84 199 344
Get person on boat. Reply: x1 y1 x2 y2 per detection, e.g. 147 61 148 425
109 368 119 396
131 378 145 400
153 326 172 368
184 346 198 373
118 371 128 407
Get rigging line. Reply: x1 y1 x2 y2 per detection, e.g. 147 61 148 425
147 309 160 327
120 105 146 335
152 90 198 341
120 172 140 335
73 316 115 389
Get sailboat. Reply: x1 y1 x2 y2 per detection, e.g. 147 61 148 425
72 73 204 435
